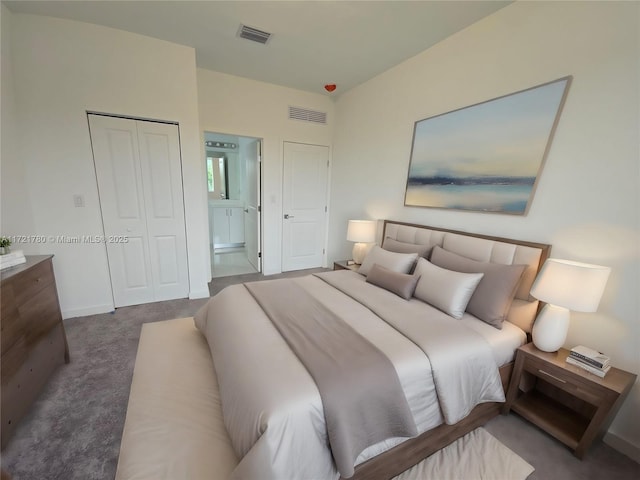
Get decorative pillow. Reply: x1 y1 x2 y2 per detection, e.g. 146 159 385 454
382 237 432 258
366 264 420 300
413 257 484 319
358 245 418 276
430 246 526 329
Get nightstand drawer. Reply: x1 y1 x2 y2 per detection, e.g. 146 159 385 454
524 356 602 406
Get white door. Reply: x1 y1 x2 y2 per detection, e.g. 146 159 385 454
282 142 329 271
89 115 189 307
244 140 261 271
136 121 190 302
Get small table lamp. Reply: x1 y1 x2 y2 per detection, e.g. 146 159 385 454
347 220 376 264
530 259 611 352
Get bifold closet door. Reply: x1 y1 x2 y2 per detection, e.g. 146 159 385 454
89 115 189 307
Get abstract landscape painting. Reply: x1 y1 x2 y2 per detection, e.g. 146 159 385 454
405 76 571 214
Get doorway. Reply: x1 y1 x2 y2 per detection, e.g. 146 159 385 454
204 132 262 278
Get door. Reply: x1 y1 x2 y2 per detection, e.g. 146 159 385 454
244 140 261 271
89 114 189 307
282 142 329 271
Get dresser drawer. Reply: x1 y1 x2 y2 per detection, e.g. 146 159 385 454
20 283 64 346
12 259 54 306
1 336 28 384
0 286 22 352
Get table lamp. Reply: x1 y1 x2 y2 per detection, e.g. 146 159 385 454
530 259 611 352
346 220 376 264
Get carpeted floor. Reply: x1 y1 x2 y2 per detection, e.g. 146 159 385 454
1 268 639 480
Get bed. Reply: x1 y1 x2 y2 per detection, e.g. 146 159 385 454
192 220 551 480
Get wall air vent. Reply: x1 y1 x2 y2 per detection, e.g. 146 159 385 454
238 24 272 45
288 106 327 125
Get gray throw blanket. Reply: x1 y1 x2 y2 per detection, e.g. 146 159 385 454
245 279 417 478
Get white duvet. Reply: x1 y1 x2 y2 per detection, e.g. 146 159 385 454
195 271 507 480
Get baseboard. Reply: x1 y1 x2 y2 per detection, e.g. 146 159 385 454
62 303 114 320
604 432 640 463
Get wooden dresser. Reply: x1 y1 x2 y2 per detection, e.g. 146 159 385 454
1 255 69 449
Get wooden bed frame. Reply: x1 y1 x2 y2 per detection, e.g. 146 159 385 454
344 220 551 480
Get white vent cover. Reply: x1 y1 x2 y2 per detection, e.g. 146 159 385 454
288 106 327 125
238 24 272 45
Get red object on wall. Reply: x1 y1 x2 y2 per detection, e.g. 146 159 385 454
324 84 337 92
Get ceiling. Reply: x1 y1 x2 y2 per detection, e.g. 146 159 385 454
3 0 511 96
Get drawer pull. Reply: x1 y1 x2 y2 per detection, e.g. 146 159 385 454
538 369 566 383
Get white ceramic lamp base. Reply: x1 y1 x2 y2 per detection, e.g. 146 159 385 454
531 304 570 352
352 242 372 265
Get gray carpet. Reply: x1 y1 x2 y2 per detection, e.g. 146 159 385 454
2 268 639 480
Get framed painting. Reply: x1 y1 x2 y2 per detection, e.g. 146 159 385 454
404 76 572 215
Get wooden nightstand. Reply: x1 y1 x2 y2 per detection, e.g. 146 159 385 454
333 260 360 271
503 343 636 459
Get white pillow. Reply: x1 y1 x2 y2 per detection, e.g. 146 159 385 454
358 245 418 276
413 258 484 319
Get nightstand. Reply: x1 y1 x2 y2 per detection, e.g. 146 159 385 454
503 343 636 458
333 260 360 272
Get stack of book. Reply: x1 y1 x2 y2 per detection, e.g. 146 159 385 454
0 250 26 270
566 345 611 377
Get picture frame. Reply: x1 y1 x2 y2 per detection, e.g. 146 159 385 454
404 76 572 215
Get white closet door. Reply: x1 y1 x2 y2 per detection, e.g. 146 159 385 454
89 115 188 307
137 121 189 302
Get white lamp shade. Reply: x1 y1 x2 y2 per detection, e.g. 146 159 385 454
346 220 376 243
530 259 611 312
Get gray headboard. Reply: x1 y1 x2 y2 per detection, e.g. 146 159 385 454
382 220 551 333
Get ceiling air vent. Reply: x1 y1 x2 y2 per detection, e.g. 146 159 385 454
288 106 327 125
238 24 272 45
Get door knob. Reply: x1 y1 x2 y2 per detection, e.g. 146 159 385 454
284 214 294 219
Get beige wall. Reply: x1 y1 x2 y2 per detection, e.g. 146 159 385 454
330 1 639 455
2 13 210 316
197 69 335 274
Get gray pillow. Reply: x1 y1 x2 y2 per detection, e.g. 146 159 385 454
382 237 432 258
366 264 419 300
358 245 418 276
430 246 526 329
413 258 484 319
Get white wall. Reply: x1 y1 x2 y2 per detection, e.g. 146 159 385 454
2 13 210 317
197 69 334 274
330 1 639 456
1 5 35 239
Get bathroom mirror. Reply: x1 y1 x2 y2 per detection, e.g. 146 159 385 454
206 152 229 200
204 131 244 202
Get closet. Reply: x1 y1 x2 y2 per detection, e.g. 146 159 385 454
88 114 189 307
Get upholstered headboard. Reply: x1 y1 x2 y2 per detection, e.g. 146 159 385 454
382 220 551 333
